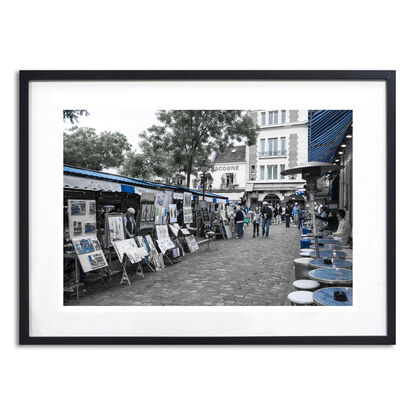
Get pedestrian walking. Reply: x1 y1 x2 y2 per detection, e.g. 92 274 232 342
235 206 245 238
251 206 261 238
292 202 299 226
297 206 304 230
285 204 292 228
261 202 273 237
277 204 282 224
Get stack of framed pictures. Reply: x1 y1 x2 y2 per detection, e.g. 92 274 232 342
68 199 108 272
112 238 147 264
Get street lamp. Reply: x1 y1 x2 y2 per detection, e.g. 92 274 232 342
281 161 342 258
200 159 209 201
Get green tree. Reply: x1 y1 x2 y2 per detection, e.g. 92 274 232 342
140 110 258 187
63 110 89 124
119 151 153 180
64 126 131 170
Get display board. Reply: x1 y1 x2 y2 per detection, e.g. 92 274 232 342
199 201 210 223
185 235 199 253
155 224 175 254
183 207 193 224
68 199 97 239
72 236 108 272
169 204 177 223
184 192 192 207
139 203 155 230
113 238 147 264
105 213 125 246
154 191 168 225
68 199 108 273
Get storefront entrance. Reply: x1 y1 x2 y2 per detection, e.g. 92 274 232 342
263 194 280 206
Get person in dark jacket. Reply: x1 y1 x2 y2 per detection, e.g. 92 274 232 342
124 207 136 238
234 207 245 238
261 202 273 237
285 204 292 228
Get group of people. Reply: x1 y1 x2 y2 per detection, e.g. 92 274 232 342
229 201 308 239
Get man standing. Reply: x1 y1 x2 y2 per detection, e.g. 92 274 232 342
261 202 273 238
124 207 136 238
234 206 245 238
285 204 292 228
292 202 299 226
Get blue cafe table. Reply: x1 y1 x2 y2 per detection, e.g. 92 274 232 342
309 250 347 259
310 243 342 250
302 237 336 244
313 287 353 306
308 268 353 285
309 258 353 269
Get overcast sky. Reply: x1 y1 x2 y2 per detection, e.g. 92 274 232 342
64 109 159 151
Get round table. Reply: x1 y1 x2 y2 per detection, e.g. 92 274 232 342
309 258 353 269
310 243 342 250
313 287 353 306
309 250 347 259
308 268 352 285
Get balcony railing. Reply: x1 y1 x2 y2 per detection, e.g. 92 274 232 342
259 150 286 158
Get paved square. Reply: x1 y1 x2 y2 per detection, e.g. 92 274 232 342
66 223 301 306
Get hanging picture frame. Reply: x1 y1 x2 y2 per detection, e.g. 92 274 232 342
20 70 395 345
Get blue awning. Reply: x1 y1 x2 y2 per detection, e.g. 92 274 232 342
308 110 352 163
63 165 228 200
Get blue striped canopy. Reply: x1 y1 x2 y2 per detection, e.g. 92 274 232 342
308 110 352 163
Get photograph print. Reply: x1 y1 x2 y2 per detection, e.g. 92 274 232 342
63 109 353 306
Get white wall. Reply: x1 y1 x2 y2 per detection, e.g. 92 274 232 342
211 161 247 189
254 111 308 183
2 3 412 415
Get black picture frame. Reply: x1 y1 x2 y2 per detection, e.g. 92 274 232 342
19 70 396 345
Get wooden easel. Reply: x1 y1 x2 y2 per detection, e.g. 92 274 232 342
120 254 131 285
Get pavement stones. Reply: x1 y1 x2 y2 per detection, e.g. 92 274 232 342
66 224 301 306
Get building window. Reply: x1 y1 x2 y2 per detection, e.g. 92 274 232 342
273 165 278 179
281 110 286 123
280 164 285 179
260 166 265 180
267 165 273 180
267 165 278 180
268 138 278 156
261 112 266 125
260 139 265 155
268 111 278 125
280 137 286 155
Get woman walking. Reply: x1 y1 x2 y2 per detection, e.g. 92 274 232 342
252 206 261 238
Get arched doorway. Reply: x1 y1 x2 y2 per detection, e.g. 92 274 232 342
263 193 280 207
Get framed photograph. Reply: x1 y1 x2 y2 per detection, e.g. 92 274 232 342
20 70 395 344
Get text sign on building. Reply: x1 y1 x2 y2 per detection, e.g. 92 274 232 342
214 165 240 172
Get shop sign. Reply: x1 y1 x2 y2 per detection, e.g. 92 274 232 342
214 165 240 172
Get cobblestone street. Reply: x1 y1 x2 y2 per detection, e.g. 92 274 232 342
66 223 301 306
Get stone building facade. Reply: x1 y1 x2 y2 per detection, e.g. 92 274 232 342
210 109 309 206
